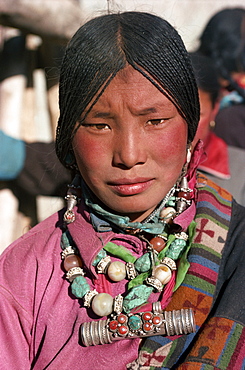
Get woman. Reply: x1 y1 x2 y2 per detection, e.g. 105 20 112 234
191 52 245 206
0 12 244 369
197 7 245 150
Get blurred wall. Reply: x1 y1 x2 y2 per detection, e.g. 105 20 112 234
81 0 245 50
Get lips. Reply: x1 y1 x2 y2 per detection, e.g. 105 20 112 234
108 178 154 196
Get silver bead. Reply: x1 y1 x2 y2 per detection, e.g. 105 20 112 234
125 262 137 280
152 301 162 314
63 209 76 224
145 276 163 292
179 176 189 191
66 267 84 282
65 194 78 210
161 257 177 271
113 294 124 315
164 309 195 336
61 246 76 259
97 256 111 274
83 289 98 307
80 308 195 346
175 231 188 241
176 198 191 214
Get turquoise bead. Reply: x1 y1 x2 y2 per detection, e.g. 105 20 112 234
128 315 142 331
134 252 151 273
92 249 107 266
61 231 73 249
173 239 186 246
167 239 186 259
71 276 90 298
123 285 153 313
166 196 176 207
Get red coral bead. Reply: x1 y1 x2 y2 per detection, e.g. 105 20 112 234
118 325 128 336
142 312 153 321
152 316 161 325
109 320 118 331
117 314 127 324
143 322 153 332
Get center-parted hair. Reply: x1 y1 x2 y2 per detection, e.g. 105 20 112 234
56 12 200 168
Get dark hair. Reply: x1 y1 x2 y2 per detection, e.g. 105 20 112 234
197 8 245 97
56 12 200 168
190 52 220 106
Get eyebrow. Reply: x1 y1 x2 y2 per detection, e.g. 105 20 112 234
91 111 112 118
137 107 158 115
87 99 174 119
90 106 169 118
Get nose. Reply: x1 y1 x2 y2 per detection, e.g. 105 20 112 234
112 127 147 169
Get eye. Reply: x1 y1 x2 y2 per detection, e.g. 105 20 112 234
80 123 110 131
146 119 167 126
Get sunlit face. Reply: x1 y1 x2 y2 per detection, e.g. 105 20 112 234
72 66 188 222
193 89 219 147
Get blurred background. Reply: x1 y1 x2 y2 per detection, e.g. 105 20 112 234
0 0 244 252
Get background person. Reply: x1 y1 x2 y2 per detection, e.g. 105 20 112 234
197 7 245 149
191 52 245 206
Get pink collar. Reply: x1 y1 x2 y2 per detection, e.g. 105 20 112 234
197 133 230 179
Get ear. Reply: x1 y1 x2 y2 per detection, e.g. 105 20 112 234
211 101 220 121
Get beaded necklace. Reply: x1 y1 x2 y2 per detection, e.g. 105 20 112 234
60 174 196 318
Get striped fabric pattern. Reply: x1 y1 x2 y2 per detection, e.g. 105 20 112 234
127 174 244 369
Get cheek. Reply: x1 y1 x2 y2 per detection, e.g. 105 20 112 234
154 123 187 162
72 135 105 172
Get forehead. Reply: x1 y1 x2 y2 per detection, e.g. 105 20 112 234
90 65 175 111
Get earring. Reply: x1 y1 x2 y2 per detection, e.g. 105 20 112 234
63 174 82 224
209 120 215 129
176 145 192 214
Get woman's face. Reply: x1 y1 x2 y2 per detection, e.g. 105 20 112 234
73 66 187 222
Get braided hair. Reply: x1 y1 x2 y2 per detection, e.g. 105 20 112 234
56 12 200 169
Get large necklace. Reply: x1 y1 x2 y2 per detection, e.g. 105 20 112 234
60 174 196 345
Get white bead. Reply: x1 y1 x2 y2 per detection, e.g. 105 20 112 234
107 261 126 282
91 293 113 316
159 207 176 223
153 264 172 285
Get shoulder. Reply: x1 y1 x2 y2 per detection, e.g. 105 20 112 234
196 172 233 210
216 103 245 122
0 209 66 317
1 209 64 259
214 104 245 149
0 209 65 292
214 200 245 325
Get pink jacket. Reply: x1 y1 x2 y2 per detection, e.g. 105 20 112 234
0 205 157 369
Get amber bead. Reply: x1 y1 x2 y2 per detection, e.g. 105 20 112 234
150 236 166 252
63 254 83 272
178 191 191 200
